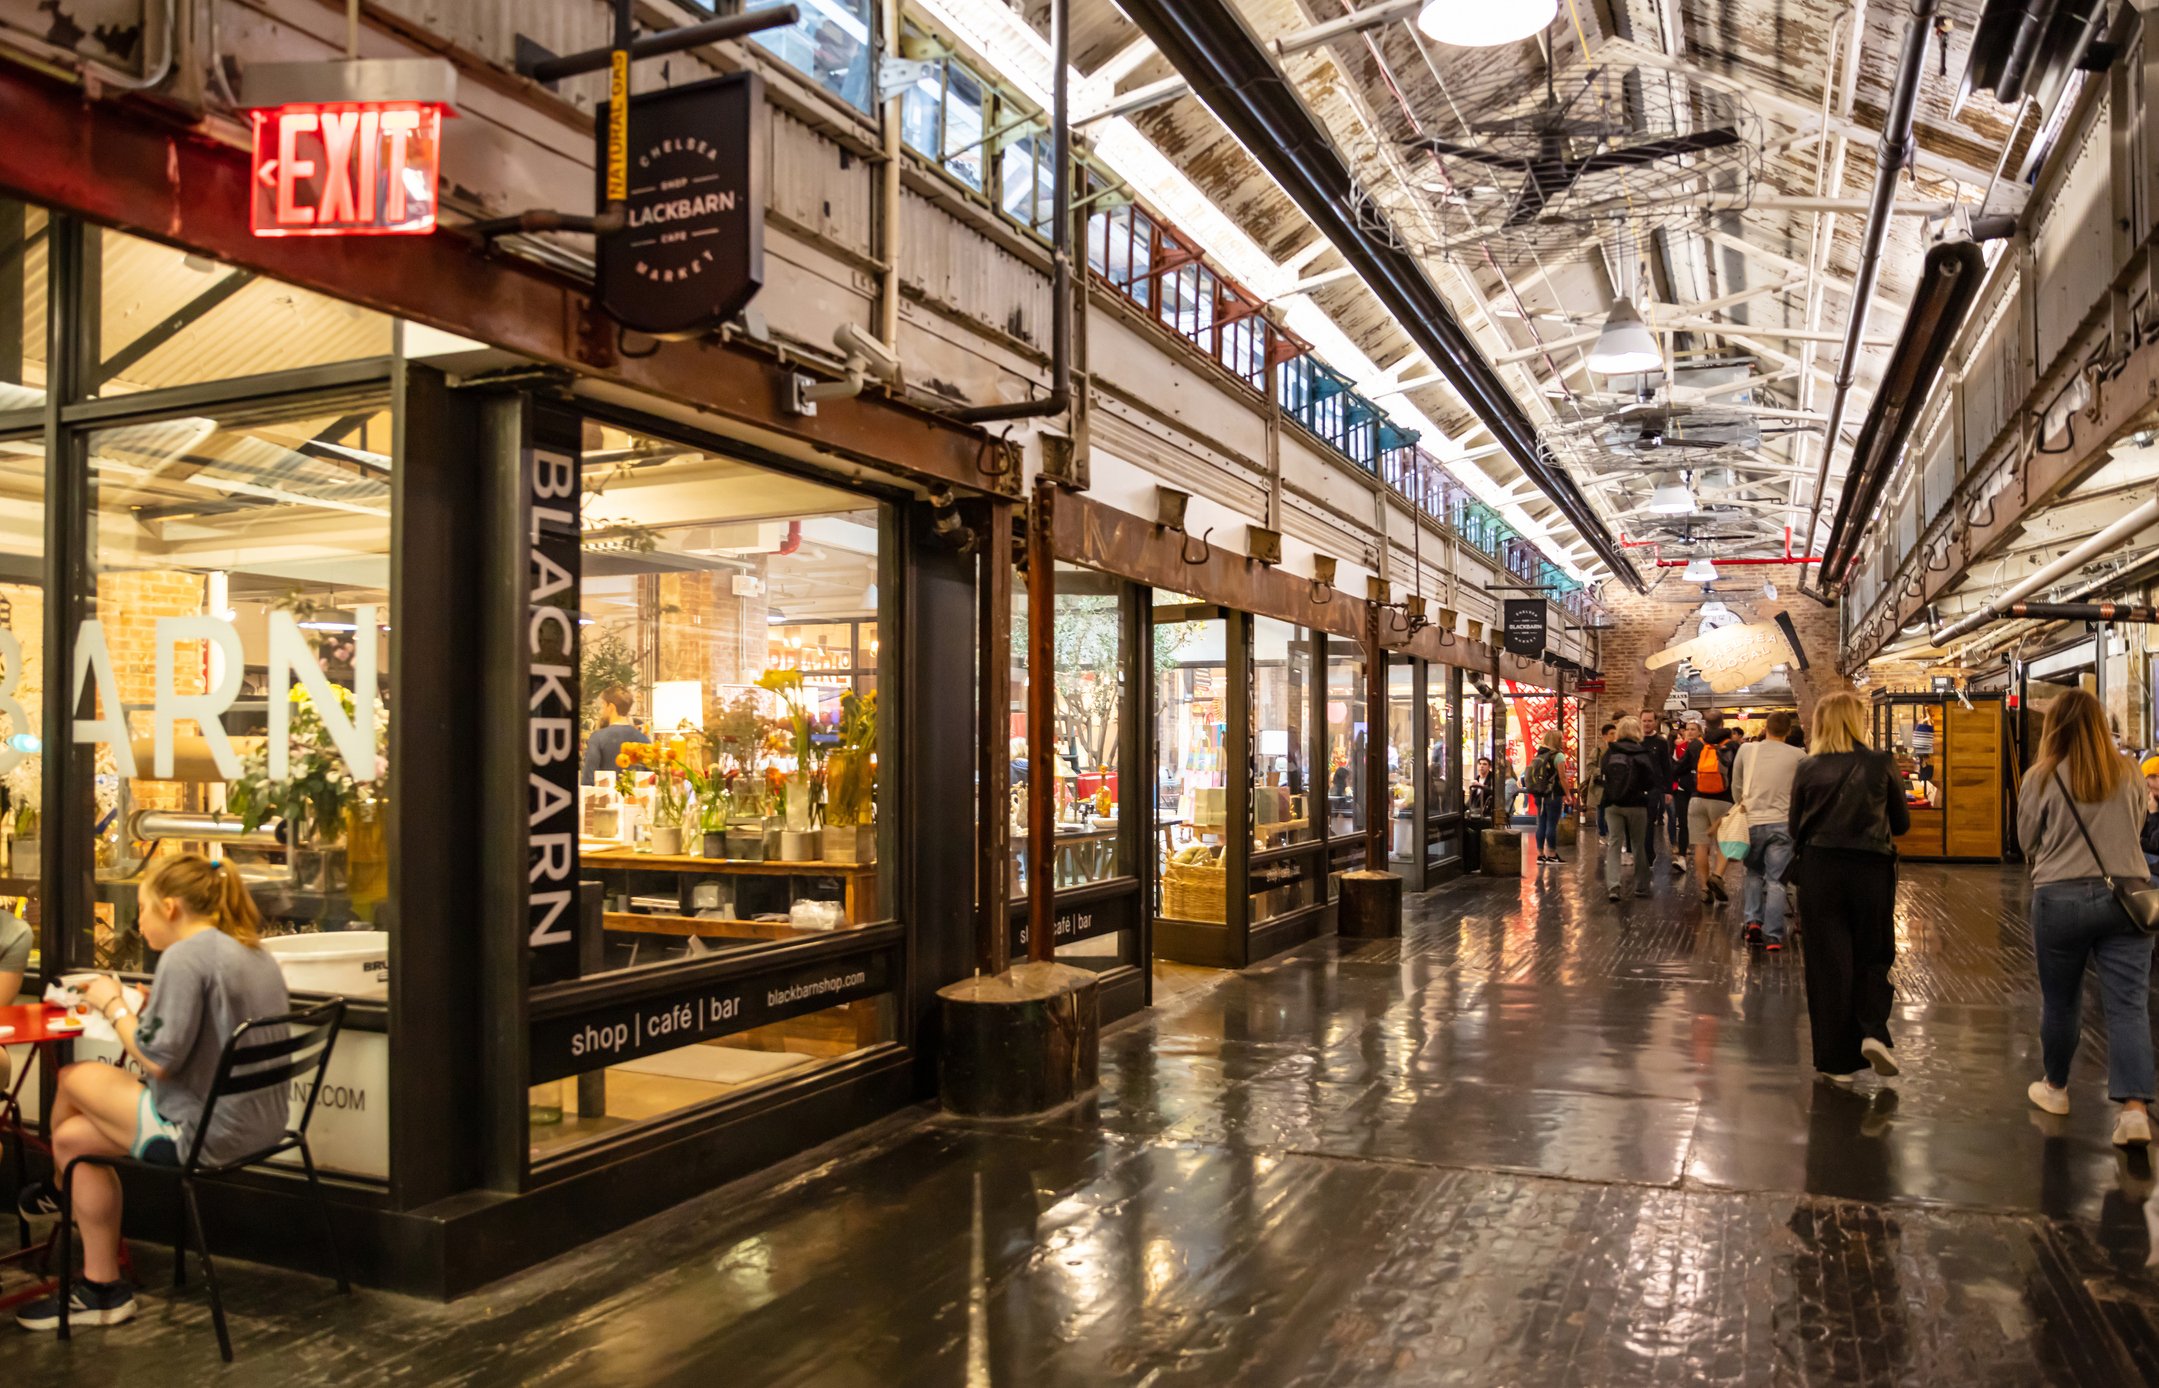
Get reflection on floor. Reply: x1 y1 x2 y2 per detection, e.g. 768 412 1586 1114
1149 957 1229 1006
22 844 2159 1385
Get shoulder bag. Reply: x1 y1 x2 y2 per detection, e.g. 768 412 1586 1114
2050 770 2159 934
1715 744 1752 860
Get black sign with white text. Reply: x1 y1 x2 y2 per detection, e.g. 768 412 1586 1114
595 71 765 339
1502 599 1547 658
529 949 894 1084
527 412 582 986
1011 891 1137 955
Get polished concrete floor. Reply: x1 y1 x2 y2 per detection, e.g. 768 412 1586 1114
15 841 2159 1385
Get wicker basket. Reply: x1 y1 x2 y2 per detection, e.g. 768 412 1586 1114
1162 858 1228 923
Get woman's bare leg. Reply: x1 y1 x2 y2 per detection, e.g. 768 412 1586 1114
50 1064 147 1284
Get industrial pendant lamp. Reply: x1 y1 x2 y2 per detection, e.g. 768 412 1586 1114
1682 557 1719 583
1585 298 1661 375
1645 474 1695 515
1415 0 1557 47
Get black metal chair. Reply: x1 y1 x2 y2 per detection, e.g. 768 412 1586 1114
55 996 349 1360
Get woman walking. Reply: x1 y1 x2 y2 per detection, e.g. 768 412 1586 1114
2018 689 2154 1145
1789 692 1909 1084
1528 729 1569 865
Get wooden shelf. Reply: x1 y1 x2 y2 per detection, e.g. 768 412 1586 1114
581 848 877 877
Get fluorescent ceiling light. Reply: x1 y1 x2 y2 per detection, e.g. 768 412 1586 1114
1682 557 1718 583
1585 298 1662 375
1416 0 1557 47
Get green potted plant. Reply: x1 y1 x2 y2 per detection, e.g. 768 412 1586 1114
228 684 379 890
7 803 36 878
823 689 877 864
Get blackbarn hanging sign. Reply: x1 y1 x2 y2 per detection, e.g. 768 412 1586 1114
595 72 766 339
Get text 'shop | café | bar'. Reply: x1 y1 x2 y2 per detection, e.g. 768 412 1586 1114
0 17 1582 1296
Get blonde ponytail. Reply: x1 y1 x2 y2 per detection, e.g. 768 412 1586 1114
145 854 265 947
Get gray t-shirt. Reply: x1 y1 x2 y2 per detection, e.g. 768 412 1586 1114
137 930 291 1166
0 912 30 982
2017 761 2148 886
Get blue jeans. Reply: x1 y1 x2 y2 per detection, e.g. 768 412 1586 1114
2032 879 2157 1102
1743 822 1795 943
1535 793 1564 852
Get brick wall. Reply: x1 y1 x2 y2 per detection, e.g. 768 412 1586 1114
1585 570 1852 733
656 562 770 726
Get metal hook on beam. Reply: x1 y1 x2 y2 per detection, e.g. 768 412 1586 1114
1180 526 1214 566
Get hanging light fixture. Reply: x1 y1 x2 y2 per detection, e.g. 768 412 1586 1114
1645 473 1695 515
1584 298 1661 375
1682 557 1719 583
1415 0 1556 48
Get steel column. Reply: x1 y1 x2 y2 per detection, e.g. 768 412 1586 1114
979 499 1014 976
1364 604 1387 875
1025 483 1056 963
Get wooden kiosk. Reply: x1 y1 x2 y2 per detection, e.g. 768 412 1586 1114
1870 691 2010 861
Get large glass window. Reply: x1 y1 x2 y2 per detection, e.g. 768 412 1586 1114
0 201 47 408
1154 611 1226 924
0 425 41 989
1011 565 1128 896
745 0 873 110
1386 660 1417 862
1325 647 1366 843
535 423 894 1156
93 227 392 398
79 395 393 973
1251 617 1313 849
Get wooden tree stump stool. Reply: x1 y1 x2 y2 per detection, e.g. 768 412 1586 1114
1481 828 1523 876
937 962 1099 1118
1339 869 1402 938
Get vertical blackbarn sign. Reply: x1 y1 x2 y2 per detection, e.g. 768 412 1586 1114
1502 599 1547 659
595 71 766 339
528 411 582 985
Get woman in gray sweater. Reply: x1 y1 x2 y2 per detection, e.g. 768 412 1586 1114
2017 688 2153 1146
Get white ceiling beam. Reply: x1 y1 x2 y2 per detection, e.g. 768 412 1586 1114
1092 36 1158 85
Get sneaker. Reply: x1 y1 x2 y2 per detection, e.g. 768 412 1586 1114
15 1279 138 1331
1701 888 1718 906
1707 877 1730 903
1817 1069 1863 1086
1607 887 1622 902
1743 923 1763 945
2116 1108 2152 1147
1861 1037 1899 1077
15 1179 59 1222
2027 1080 2071 1116
1633 885 1651 898
1765 941 1784 953
1670 860 1687 876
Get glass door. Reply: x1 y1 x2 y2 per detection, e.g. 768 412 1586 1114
1152 603 1239 965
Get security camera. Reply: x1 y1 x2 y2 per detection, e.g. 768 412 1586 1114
834 321 904 386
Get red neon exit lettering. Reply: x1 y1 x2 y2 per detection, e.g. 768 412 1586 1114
250 102 443 237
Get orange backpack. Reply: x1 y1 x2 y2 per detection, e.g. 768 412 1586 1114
1695 742 1726 796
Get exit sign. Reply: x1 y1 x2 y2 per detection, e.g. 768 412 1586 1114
250 102 445 236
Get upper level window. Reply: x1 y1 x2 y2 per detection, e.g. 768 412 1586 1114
898 44 987 191
720 0 873 110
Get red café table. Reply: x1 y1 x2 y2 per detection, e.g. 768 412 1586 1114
0 1003 89 1307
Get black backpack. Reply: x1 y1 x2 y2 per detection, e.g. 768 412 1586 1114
1526 749 1561 797
1602 749 1643 806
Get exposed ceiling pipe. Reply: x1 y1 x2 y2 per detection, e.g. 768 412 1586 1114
1930 494 2159 644
954 0 1070 423
2002 600 2159 623
1798 0 1938 574
1111 0 1645 589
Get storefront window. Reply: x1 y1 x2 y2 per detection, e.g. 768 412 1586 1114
1251 617 1313 848
1385 660 1417 862
1011 565 1127 895
0 200 45 407
536 422 894 1156
93 228 393 398
1155 612 1226 923
0 427 41 987
1325 647 1366 843
1427 670 1453 815
80 394 395 972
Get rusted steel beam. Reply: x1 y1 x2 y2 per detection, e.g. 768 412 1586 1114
1026 482 1057 964
1050 493 1556 682
978 499 1014 977
0 66 1006 496
1363 600 1387 874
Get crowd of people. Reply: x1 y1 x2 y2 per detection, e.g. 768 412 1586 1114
1548 688 2157 1139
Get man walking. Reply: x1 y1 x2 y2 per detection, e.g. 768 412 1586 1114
1601 718 1662 900
1733 710 1805 949
1669 719 1700 875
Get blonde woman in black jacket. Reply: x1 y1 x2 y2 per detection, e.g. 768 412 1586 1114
1788 691 1910 1085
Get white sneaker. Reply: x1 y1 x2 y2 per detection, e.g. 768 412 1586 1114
1816 1069 1863 1086
1861 1038 1899 1078
2115 1108 2152 1147
2027 1080 2070 1116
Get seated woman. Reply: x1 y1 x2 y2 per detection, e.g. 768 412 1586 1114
15 855 289 1332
